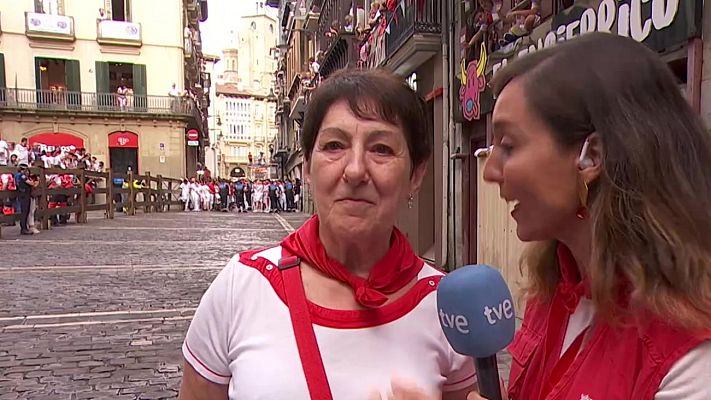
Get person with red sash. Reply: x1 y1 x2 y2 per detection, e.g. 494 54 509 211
179 69 476 400
466 33 711 400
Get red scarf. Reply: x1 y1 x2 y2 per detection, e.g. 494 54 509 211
280 215 422 309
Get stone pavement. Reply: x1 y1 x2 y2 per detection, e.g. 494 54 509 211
0 210 511 399
0 210 310 399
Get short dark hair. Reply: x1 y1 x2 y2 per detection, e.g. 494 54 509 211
301 68 432 169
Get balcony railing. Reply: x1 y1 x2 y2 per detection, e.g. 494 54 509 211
25 12 75 41
386 1 441 58
0 88 198 117
97 20 142 46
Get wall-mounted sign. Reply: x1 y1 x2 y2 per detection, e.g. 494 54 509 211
28 132 84 153
108 131 139 148
492 0 702 75
459 42 488 121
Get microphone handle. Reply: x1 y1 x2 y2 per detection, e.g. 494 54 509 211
474 356 502 400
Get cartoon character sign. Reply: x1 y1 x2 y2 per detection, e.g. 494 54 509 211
459 42 488 121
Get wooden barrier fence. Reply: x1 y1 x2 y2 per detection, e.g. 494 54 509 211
0 166 185 238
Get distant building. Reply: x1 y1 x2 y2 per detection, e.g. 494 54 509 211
0 0 211 177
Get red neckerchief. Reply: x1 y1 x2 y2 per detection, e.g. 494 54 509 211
280 215 422 309
537 244 591 399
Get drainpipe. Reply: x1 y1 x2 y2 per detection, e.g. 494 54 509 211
440 0 451 268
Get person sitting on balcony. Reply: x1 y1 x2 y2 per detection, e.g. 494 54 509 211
465 0 502 51
343 14 354 32
117 79 129 111
500 0 541 46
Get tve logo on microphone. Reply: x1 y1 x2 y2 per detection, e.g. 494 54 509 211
483 299 514 325
436 265 516 358
439 310 470 334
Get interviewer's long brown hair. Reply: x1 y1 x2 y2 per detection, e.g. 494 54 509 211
493 33 711 330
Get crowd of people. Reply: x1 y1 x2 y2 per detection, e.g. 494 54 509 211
0 137 105 172
179 177 302 213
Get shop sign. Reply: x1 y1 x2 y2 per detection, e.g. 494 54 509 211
28 132 84 153
492 0 702 75
459 42 488 121
108 131 139 148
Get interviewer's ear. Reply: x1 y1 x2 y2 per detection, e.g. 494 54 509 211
577 132 603 183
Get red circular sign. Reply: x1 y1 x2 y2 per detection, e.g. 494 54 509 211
187 129 199 141
29 133 85 153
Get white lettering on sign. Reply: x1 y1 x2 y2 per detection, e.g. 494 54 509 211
439 309 470 334
483 299 514 325
117 137 129 146
492 0 681 75
36 143 77 153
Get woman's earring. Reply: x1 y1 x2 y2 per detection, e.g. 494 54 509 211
576 179 589 220
407 194 414 209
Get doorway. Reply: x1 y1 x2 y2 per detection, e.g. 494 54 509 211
110 148 138 175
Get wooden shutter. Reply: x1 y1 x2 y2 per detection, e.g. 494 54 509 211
65 59 81 108
95 61 110 109
132 63 147 111
35 58 43 90
0 54 6 89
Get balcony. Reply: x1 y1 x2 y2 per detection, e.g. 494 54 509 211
381 1 441 75
97 20 142 46
0 88 199 118
25 12 75 41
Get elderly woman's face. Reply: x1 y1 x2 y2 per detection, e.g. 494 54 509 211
306 100 426 239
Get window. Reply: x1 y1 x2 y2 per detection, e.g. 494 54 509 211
35 0 64 14
269 24 274 34
110 0 131 21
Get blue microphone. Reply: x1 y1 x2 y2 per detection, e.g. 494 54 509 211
437 265 516 400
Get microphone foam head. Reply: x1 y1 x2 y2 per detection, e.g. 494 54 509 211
436 265 516 358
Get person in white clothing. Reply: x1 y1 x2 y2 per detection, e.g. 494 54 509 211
12 138 30 166
188 178 200 212
180 69 476 400
0 135 8 166
179 179 190 211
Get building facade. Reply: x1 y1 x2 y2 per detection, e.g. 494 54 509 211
271 0 710 284
0 0 210 178
211 6 278 180
273 0 445 264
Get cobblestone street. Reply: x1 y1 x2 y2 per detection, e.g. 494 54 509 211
0 211 309 400
0 210 511 399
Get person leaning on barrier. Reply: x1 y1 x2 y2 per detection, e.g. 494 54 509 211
178 69 477 400
14 163 38 235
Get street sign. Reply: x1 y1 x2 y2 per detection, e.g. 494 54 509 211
187 140 199 146
159 143 165 150
186 129 199 141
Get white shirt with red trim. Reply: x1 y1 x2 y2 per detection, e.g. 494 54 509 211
183 246 476 399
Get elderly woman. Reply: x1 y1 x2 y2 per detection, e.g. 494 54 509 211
466 33 711 399
179 69 476 400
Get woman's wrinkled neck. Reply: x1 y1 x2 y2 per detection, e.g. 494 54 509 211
318 223 392 278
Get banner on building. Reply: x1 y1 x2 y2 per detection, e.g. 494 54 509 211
28 132 85 153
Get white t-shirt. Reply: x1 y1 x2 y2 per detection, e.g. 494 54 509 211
12 144 29 165
563 298 711 399
0 140 8 165
183 246 476 399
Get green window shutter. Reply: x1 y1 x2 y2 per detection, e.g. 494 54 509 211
95 61 109 93
65 59 81 108
0 54 6 89
132 63 146 111
35 58 42 90
95 61 110 109
65 60 81 92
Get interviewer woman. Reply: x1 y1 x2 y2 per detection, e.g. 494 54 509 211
179 69 476 400
471 32 711 399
